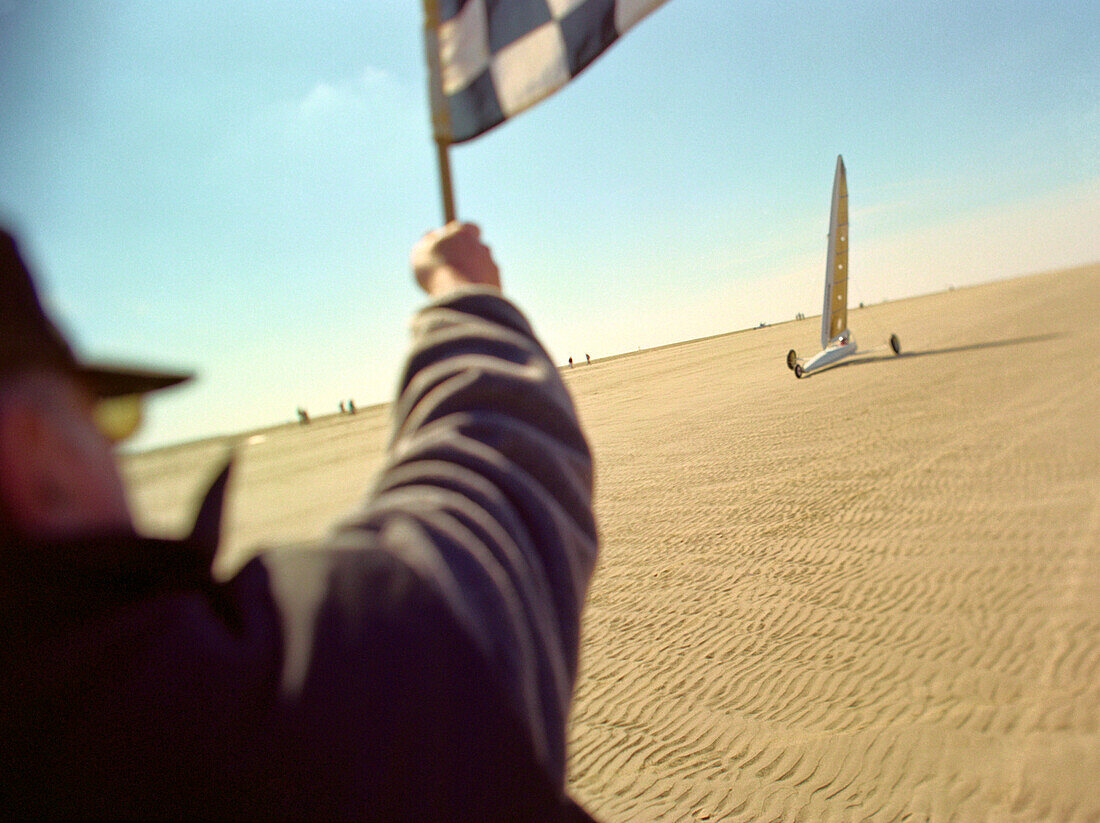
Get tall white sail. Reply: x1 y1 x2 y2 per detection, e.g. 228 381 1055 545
821 155 849 349
788 155 899 378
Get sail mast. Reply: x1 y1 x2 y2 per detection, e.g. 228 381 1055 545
821 155 849 349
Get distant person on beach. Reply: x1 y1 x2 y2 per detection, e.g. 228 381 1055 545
568 356 573 368
347 398 356 414
339 400 346 414
585 353 590 365
0 223 597 821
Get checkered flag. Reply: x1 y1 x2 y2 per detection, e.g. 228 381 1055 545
424 0 670 144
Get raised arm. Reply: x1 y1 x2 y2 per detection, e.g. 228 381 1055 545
253 222 597 817
358 222 596 778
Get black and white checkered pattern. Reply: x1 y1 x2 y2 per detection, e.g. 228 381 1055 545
431 0 668 143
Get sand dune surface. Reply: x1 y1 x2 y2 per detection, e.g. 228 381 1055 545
124 265 1100 822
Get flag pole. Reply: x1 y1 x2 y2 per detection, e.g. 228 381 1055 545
434 138 456 223
422 0 457 222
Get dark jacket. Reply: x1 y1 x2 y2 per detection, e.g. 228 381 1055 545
0 290 597 821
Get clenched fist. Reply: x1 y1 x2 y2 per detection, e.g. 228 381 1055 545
411 221 501 297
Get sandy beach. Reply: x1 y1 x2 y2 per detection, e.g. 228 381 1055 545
123 264 1100 821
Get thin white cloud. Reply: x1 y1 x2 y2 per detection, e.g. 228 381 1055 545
855 177 1100 301
852 200 914 222
296 66 397 120
358 66 392 89
297 82 351 118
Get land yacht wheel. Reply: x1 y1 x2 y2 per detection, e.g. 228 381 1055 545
890 334 901 355
794 363 804 379
786 349 798 370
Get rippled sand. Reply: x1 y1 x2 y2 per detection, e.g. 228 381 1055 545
124 265 1100 822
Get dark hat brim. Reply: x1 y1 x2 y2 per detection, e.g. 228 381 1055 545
76 363 192 398
2 226 193 399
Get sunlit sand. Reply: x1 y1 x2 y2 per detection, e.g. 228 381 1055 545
123 264 1100 821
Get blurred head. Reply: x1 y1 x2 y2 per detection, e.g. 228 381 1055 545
0 369 131 539
0 228 190 540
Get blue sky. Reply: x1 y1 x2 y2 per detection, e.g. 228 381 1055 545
2 0 1097 450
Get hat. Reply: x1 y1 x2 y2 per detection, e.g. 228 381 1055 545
1 227 191 398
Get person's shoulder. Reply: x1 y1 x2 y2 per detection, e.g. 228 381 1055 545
416 288 535 338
